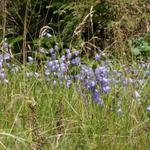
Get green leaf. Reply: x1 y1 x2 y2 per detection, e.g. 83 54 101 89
9 36 23 47
131 48 141 55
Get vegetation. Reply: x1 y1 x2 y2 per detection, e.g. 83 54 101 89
0 0 150 149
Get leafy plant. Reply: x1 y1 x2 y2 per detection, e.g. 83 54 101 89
131 37 150 57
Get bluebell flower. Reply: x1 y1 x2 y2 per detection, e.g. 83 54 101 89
66 52 72 59
66 80 71 88
92 89 104 107
0 70 6 79
138 79 145 85
133 70 138 75
0 55 3 63
2 42 9 49
95 54 101 61
102 86 111 93
100 77 109 87
92 89 99 103
47 61 53 68
122 78 128 86
54 44 59 51
95 66 107 77
89 80 96 90
66 49 70 54
61 55 66 62
4 53 10 60
60 63 67 73
98 98 104 107
66 60 71 65
76 74 84 81
74 50 79 56
0 62 3 68
49 48 54 54
146 105 150 112
133 91 140 98
6 63 11 69
71 57 81 66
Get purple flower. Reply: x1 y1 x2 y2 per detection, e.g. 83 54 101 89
139 79 145 85
54 44 59 51
76 74 84 81
2 42 9 49
61 55 66 62
66 80 71 88
95 54 101 61
0 55 3 63
133 70 138 75
47 61 53 68
89 80 96 89
0 70 6 79
45 69 50 76
66 49 70 54
6 63 11 68
100 78 109 87
60 63 67 73
71 57 81 66
74 50 79 56
66 52 72 59
92 89 99 103
0 62 3 68
102 86 111 93
122 78 128 86
49 48 54 54
92 89 104 107
146 105 150 112
95 66 107 77
98 98 104 107
4 53 10 60
133 91 140 98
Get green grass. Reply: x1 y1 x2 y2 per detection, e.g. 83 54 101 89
0 61 150 150
0 0 150 149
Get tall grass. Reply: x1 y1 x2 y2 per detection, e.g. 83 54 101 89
0 56 149 149
0 0 150 149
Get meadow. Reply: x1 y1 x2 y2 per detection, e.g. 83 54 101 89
0 39 150 149
0 0 150 149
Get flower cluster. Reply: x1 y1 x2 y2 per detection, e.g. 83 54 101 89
0 39 150 112
0 43 11 83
